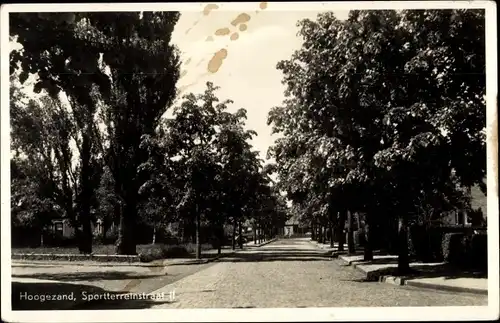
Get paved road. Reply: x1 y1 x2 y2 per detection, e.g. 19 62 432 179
11 238 488 309
147 238 487 308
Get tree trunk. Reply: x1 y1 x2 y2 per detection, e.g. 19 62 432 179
397 215 410 275
217 223 223 255
102 219 109 241
195 212 201 260
311 223 316 240
238 219 243 249
329 220 334 248
363 215 373 261
317 224 323 243
347 211 355 254
253 225 257 244
80 218 92 254
78 128 93 254
116 201 137 255
337 211 347 252
232 221 236 250
152 226 156 245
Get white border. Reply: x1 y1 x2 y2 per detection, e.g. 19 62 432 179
1 2 498 322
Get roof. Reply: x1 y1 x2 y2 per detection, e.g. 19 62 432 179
470 184 487 217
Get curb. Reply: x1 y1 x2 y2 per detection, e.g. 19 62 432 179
165 251 237 266
331 251 348 258
309 240 350 259
338 256 488 295
379 274 487 295
244 238 277 248
12 253 140 263
12 260 154 267
403 279 488 295
338 255 394 280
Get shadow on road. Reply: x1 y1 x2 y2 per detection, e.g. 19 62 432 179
12 281 173 310
12 271 164 282
218 250 332 263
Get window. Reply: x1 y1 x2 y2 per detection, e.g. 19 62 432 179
54 221 63 236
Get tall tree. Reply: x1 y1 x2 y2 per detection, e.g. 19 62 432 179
11 12 181 255
269 9 485 274
90 12 181 255
11 13 111 253
165 83 225 259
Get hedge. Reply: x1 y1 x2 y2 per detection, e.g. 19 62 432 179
138 243 213 262
470 234 488 271
441 232 487 271
408 225 478 262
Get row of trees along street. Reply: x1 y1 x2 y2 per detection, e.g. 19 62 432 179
267 10 486 274
9 10 487 271
10 12 287 258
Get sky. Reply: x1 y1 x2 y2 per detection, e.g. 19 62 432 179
11 6 350 163
169 6 349 161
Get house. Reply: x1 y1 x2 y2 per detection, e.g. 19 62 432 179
282 215 308 236
440 183 487 226
50 218 106 238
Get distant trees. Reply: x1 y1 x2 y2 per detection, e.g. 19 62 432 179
10 12 286 256
10 17 284 256
151 82 280 258
268 9 485 274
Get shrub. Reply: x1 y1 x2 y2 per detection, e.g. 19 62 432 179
139 244 191 262
354 229 366 247
409 225 477 262
470 233 488 272
137 242 213 262
95 226 119 245
442 232 467 265
43 232 78 247
409 225 431 260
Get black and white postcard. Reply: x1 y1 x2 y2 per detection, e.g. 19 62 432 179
1 1 498 322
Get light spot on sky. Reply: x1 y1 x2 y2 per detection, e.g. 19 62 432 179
171 10 349 162
11 9 350 164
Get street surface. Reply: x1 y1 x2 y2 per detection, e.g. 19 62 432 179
11 239 487 310
148 238 487 308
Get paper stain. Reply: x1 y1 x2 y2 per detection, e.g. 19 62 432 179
185 58 192 65
195 59 205 67
215 27 231 36
230 32 239 41
178 82 198 95
178 72 211 95
239 24 248 32
259 2 268 10
180 70 188 79
206 35 214 42
207 48 228 73
231 13 251 27
203 4 219 16
185 20 200 35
